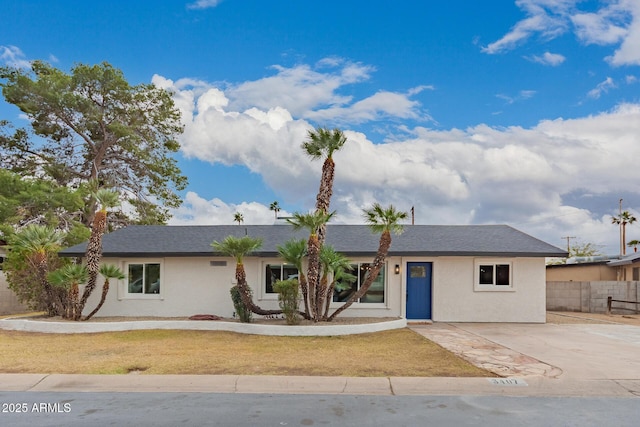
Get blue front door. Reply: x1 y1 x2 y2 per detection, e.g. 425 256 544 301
406 262 432 319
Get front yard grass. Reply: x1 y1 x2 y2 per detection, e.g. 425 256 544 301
0 328 492 377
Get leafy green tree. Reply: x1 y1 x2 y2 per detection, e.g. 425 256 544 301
628 239 640 253
0 169 88 242
328 204 407 321
0 61 187 226
212 235 281 317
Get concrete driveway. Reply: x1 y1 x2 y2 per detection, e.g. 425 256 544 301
413 321 640 397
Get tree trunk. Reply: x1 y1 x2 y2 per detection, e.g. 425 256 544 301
315 158 334 246
235 263 281 316
298 271 311 320
83 278 110 321
306 235 321 321
328 231 391 321
76 210 107 320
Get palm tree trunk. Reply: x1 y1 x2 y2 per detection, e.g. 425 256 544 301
328 231 391 321
235 263 282 316
323 280 337 320
77 210 107 319
315 158 334 245
83 278 110 321
298 271 311 320
306 235 321 321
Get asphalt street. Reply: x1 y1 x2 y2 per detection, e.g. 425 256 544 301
1 392 638 427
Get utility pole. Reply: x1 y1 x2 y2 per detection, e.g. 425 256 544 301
561 236 576 253
619 198 623 256
411 206 415 225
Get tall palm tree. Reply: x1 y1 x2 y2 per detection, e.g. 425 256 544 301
48 263 88 319
233 212 244 225
302 127 347 244
212 235 281 316
77 188 119 320
287 210 334 321
269 201 281 220
319 245 354 320
10 225 66 316
612 210 637 255
84 264 126 321
328 204 407 321
277 238 309 318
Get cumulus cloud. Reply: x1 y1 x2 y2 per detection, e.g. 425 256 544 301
170 192 288 225
483 0 640 66
0 45 31 68
525 51 566 66
157 58 640 254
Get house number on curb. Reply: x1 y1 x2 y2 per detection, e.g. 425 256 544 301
488 378 528 386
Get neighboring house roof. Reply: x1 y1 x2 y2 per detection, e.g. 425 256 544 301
59 224 567 258
607 252 640 267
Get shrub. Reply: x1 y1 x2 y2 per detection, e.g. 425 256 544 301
230 285 252 323
273 278 301 325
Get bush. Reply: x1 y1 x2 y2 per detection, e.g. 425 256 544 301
229 285 252 323
273 278 300 325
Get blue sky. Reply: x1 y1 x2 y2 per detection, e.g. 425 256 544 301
2 0 640 255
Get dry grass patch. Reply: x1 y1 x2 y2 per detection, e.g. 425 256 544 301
0 328 492 377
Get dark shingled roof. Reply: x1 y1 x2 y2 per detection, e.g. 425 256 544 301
59 224 567 258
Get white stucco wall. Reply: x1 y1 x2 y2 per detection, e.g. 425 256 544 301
82 256 404 319
83 255 545 322
430 257 546 323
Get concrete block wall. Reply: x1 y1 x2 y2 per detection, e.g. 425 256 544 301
0 272 28 315
547 281 640 314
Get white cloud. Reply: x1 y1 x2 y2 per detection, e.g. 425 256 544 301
526 51 566 66
158 60 640 255
484 0 640 66
187 0 223 10
496 90 537 104
0 45 31 68
170 192 287 225
587 76 616 98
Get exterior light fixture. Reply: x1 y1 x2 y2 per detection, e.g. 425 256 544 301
394 264 400 275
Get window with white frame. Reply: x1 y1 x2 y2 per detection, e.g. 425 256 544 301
264 263 298 294
127 262 161 295
475 260 512 291
333 263 385 304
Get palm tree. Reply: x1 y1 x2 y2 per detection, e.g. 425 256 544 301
212 235 281 316
48 263 88 319
77 188 119 320
277 238 309 319
612 211 637 255
287 210 334 321
83 264 126 321
269 201 281 220
628 239 640 253
302 127 347 244
233 212 244 225
319 245 354 320
328 203 407 321
10 225 66 316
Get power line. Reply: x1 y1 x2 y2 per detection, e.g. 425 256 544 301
560 236 576 252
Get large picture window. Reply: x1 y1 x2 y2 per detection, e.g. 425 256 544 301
127 263 161 294
333 263 385 304
475 260 513 291
265 263 298 294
